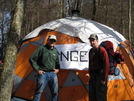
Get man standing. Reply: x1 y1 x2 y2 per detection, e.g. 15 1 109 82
88 34 110 101
29 35 60 101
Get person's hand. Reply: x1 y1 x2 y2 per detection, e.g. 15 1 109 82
54 69 59 74
85 73 90 77
101 80 106 84
38 70 45 74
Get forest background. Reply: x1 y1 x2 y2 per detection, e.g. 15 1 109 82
0 0 134 100
0 0 134 56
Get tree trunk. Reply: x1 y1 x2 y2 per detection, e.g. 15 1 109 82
105 0 108 24
0 0 25 101
67 0 72 16
92 0 99 20
128 0 132 43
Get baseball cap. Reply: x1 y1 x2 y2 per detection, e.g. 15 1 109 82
48 35 57 41
88 34 98 40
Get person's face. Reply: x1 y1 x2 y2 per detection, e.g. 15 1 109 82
89 38 98 48
47 39 56 47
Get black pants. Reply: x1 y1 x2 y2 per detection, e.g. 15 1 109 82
89 71 107 101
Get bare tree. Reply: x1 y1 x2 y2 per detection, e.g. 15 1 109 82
128 0 132 43
0 0 12 58
92 0 99 20
0 0 25 100
13 0 134 47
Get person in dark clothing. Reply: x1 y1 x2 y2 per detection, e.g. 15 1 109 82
88 34 110 101
29 35 60 101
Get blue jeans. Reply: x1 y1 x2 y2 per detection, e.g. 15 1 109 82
32 72 58 101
